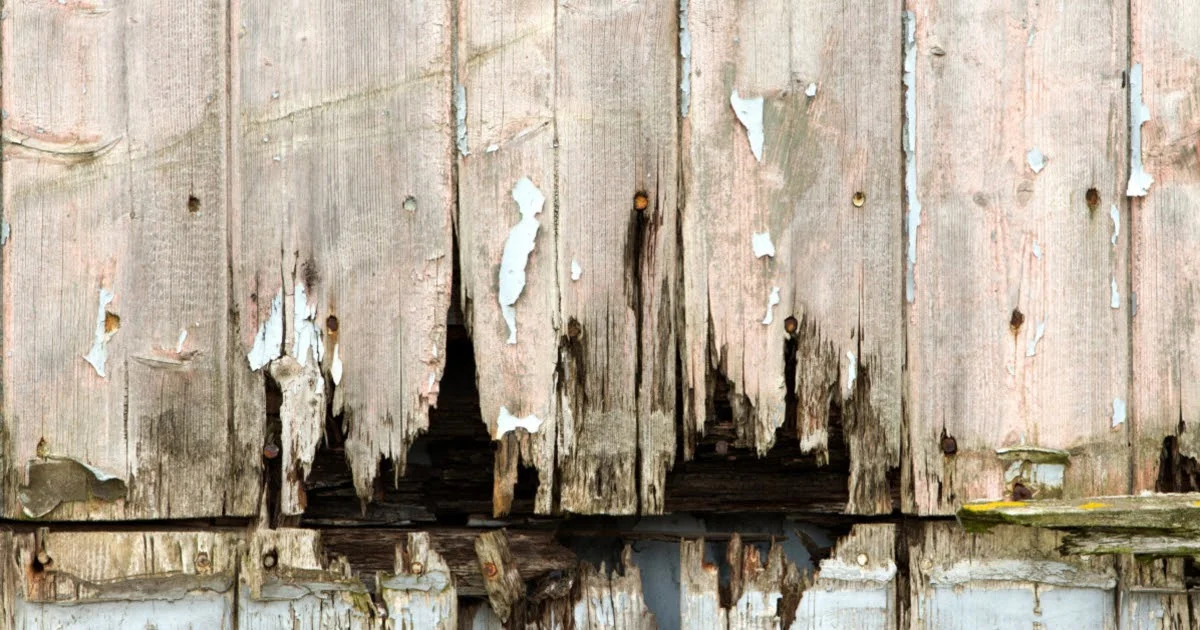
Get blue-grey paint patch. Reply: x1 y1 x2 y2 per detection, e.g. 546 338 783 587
83 288 116 377
248 290 284 371
1026 148 1046 173
1110 204 1120 245
454 82 469 156
1112 398 1127 428
1 221 10 245
903 12 922 304
679 0 691 117
1127 64 1154 196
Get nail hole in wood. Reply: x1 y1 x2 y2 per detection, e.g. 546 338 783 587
403 196 417 212
262 549 278 570
1009 308 1024 333
1086 188 1100 210
187 195 200 213
783 316 798 335
852 192 866 207
1012 482 1033 501
326 315 339 332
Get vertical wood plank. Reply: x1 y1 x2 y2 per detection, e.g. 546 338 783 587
682 0 903 514
382 532 457 630
1130 1 1200 492
554 0 679 514
791 525 897 629
455 0 559 515
905 0 1130 514
1 0 242 518
234 0 455 505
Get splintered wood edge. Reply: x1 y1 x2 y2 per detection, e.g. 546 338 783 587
957 493 1200 535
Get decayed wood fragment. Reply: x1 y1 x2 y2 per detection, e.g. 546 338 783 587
381 532 457 629
569 546 656 630
905 0 1130 515
475 529 526 623
957 492 1200 532
234 0 454 506
2 0 246 519
792 524 897 629
682 0 902 515
1130 0 1200 494
1115 556 1194 629
270 356 326 516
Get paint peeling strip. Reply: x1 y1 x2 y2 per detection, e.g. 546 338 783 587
1127 64 1154 196
498 177 545 345
679 0 691 117
815 559 897 583
762 287 780 325
570 259 582 281
454 82 469 156
292 283 324 366
1112 398 1126 428
83 288 116 377
496 406 543 438
1110 204 1120 246
845 351 857 395
903 11 922 304
248 289 284 371
730 90 764 162
1025 320 1046 357
1111 278 1121 309
1026 148 1046 173
486 143 499 153
330 344 343 386
751 231 775 258
929 559 1116 589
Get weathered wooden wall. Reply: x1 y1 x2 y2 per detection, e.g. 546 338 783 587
5 0 1200 626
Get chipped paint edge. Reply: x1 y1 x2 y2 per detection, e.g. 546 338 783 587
1127 64 1154 196
903 11 921 304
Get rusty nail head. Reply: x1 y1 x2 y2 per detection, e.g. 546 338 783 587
36 551 50 566
195 552 211 570
326 315 339 332
940 435 958 456
784 316 798 335
567 319 582 339
1012 483 1033 501
483 562 498 578
263 443 280 459
262 550 278 570
634 192 649 211
410 561 424 574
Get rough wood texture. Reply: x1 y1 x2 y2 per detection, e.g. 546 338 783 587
792 524 896 629
904 0 1131 515
382 532 457 629
554 0 679 515
1130 1 1200 492
475 529 526 623
1 0 245 519
958 493 1200 532
234 0 455 506
681 534 802 629
570 546 656 629
908 522 1118 628
1115 556 1193 630
455 0 559 518
681 0 902 515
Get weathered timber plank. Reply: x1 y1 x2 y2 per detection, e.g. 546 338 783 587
475 529 526 623
907 522 1119 629
554 0 679 514
571 546 656 630
455 0 559 517
682 0 903 514
1115 556 1192 630
1130 1 1200 492
234 0 455 508
792 524 897 629
958 493 1200 533
904 0 1130 514
381 532 457 630
1 0 243 519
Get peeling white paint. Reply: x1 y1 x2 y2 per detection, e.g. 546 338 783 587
1032 240 1043 259
845 351 857 395
1 221 10 245
679 0 691 117
331 344 343 385
730 90 764 162
762 287 780 325
248 289 284 371
1111 278 1121 310
817 559 898 583
1127 64 1154 196
1112 398 1126 428
805 82 818 97
1110 204 1120 246
292 283 324 366
176 328 188 354
903 11 922 304
1025 320 1046 357
498 177 545 345
496 406 543 438
83 288 116 377
1026 148 1046 173
751 231 775 258
454 81 469 156
571 259 582 281
486 143 499 153
1003 460 1065 489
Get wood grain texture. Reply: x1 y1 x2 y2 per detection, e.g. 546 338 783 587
792 524 896 629
234 0 455 505
1130 1 1200 492
681 0 903 514
554 0 679 515
907 522 1118 629
904 0 1130 514
571 546 656 630
1 0 244 519
455 0 559 516
382 532 457 630
474 529 525 623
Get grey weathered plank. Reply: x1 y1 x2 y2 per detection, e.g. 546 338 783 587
1 0 242 520
382 532 457 630
792 525 896 629
554 0 679 515
234 0 455 508
681 0 903 515
1130 1 1200 492
905 0 1130 514
455 0 559 516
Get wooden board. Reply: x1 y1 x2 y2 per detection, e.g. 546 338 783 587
233 0 455 508
455 0 559 516
681 0 903 514
792 524 897 629
904 0 1131 514
1130 0 1200 492
0 0 245 519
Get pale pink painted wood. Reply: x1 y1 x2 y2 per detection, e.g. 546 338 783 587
233 0 455 505
905 1 1130 514
1130 2 1200 492
1 0 243 518
455 0 559 516
682 0 903 513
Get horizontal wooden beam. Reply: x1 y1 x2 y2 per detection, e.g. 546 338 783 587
958 493 1200 536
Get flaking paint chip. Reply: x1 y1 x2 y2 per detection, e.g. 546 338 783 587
1026 148 1046 173
751 232 775 258
762 287 780 325
730 90 764 162
571 259 582 281
83 288 117 377
496 406 543 438
498 177 545 345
